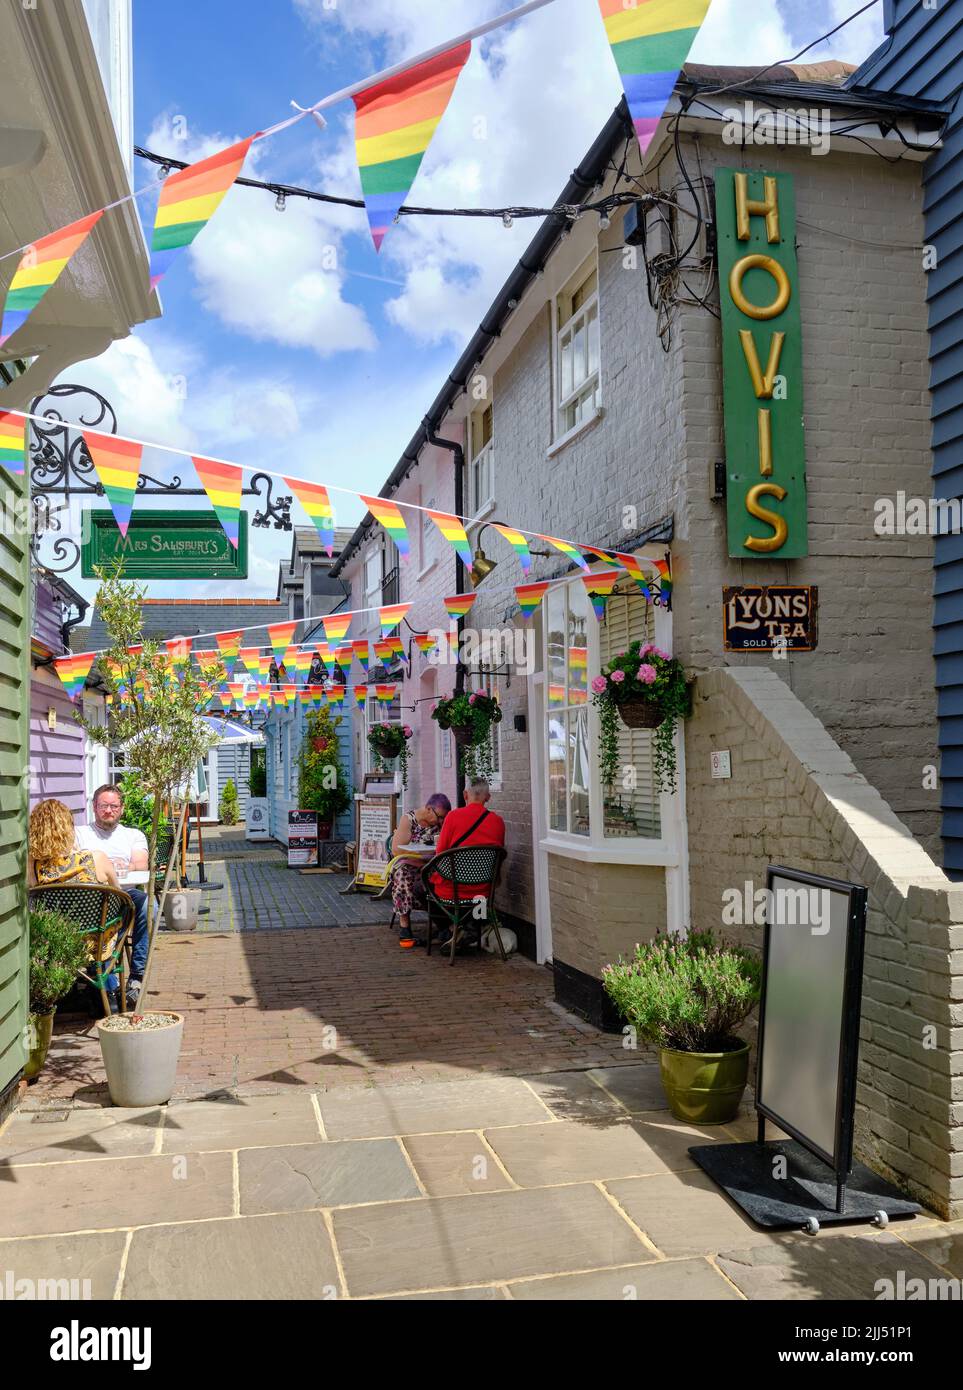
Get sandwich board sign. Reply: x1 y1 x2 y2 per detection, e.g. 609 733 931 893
287 810 319 868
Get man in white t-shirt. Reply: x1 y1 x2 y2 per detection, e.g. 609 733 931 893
76 785 150 1008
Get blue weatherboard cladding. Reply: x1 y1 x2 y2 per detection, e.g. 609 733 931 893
854 1 963 872
263 700 354 845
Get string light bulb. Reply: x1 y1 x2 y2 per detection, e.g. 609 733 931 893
275 191 286 212
502 211 513 229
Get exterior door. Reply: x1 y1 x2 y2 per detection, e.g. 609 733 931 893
0 468 30 1100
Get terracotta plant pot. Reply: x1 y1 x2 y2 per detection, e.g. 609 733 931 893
617 698 665 730
96 1012 184 1107
658 1040 750 1124
24 1010 55 1081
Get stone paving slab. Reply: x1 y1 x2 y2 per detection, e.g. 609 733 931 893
521 1069 628 1122
894 1218 963 1277
122 1212 341 1300
716 1231 942 1300
238 1138 421 1213
402 1131 515 1197
0 1107 163 1166
587 1065 669 1113
484 1116 725 1187
506 1257 742 1301
318 1076 553 1140
332 1183 647 1296
0 1231 127 1299
606 1170 776 1257
374 1284 508 1301
0 1151 233 1238
160 1095 320 1153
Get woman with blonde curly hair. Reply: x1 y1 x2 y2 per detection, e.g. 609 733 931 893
28 799 119 891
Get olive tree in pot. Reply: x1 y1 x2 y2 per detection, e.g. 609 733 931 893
77 563 223 1105
25 908 89 1080
603 931 762 1124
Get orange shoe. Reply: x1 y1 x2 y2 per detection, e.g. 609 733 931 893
399 936 416 949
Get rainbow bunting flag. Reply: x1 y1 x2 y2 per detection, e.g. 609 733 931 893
353 41 472 252
361 495 410 559
285 476 335 557
149 136 256 289
373 639 395 662
193 455 243 549
428 510 474 574
539 534 590 573
583 567 626 621
51 653 95 701
613 551 656 601
596 0 712 161
316 644 338 676
569 647 588 671
352 640 370 675
271 687 290 708
653 556 673 606
215 630 243 677
244 689 262 710
82 430 143 538
227 682 247 706
515 581 550 619
547 682 566 706
413 634 436 655
327 685 346 705
165 636 192 665
582 546 624 570
0 411 26 476
0 210 104 348
298 688 314 706
322 613 352 644
334 645 354 669
267 621 298 661
443 594 476 621
379 603 410 637
353 685 368 708
491 523 532 576
374 684 396 703
237 647 261 673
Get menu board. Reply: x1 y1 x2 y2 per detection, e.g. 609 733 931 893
287 809 319 868
354 783 398 890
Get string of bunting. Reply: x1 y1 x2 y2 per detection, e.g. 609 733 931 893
0 0 714 344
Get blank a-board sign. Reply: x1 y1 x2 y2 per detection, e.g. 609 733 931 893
756 867 867 1176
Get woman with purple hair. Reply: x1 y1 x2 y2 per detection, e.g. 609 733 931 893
390 793 451 948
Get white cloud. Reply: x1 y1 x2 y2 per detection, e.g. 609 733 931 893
143 115 376 357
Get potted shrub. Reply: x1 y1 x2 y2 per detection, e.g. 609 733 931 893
431 691 502 780
591 641 691 794
297 706 351 838
219 778 240 825
245 753 269 841
96 1012 184 1106
367 723 413 788
602 930 762 1124
25 907 89 1081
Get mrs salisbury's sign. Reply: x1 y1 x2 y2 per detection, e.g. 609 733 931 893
716 169 807 558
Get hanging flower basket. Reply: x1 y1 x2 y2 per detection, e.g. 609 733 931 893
616 698 665 730
591 642 692 795
367 723 413 788
431 692 502 780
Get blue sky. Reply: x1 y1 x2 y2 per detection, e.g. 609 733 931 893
61 0 885 601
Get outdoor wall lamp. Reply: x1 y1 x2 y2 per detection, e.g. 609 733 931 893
471 522 549 588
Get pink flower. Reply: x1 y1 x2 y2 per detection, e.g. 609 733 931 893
431 703 438 714
468 693 477 705
639 643 655 657
403 725 413 737
610 670 626 684
652 647 671 661
591 676 607 694
637 664 657 685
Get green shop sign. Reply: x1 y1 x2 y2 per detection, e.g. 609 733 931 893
716 169 807 558
82 510 248 579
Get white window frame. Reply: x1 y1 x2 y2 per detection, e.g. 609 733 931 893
553 255 601 441
540 568 679 856
364 690 403 776
363 544 381 635
469 403 494 516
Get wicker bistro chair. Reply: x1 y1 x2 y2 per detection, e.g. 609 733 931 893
420 846 508 965
29 884 136 1018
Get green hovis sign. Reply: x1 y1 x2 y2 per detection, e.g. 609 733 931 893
716 168 808 559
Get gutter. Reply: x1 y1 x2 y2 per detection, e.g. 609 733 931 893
332 98 635 577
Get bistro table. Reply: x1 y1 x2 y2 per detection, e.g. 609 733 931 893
118 870 150 887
